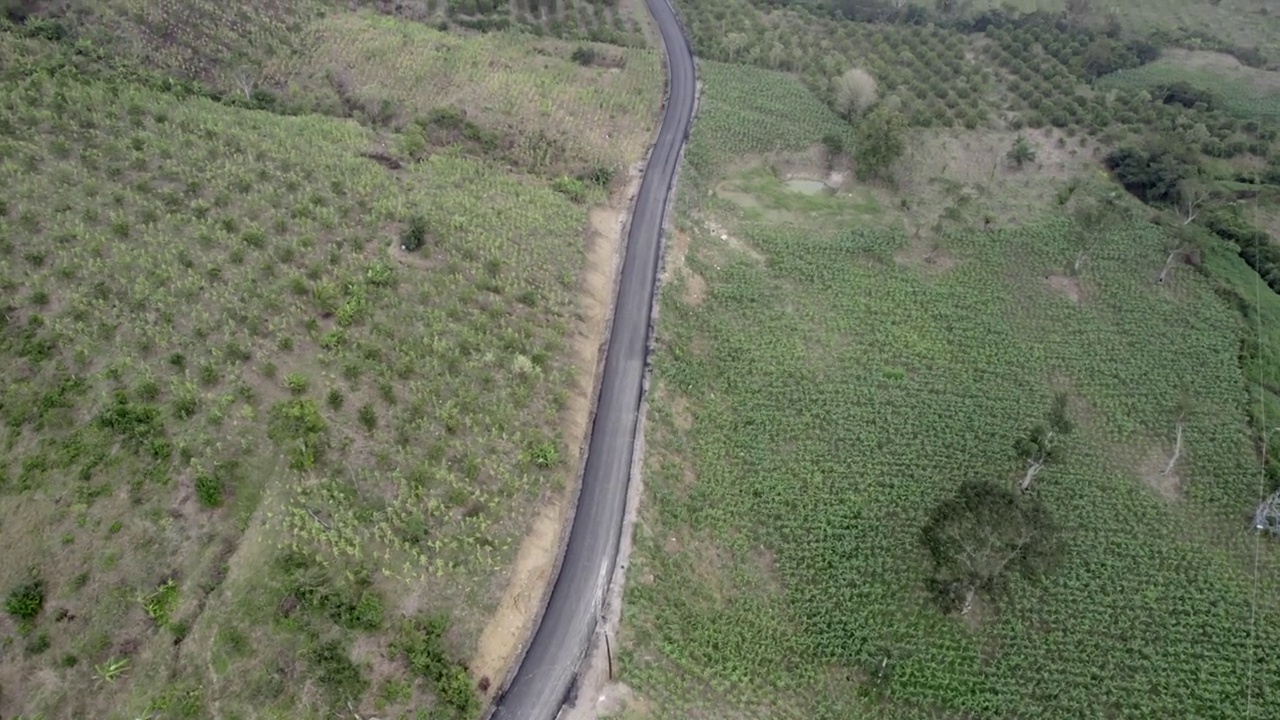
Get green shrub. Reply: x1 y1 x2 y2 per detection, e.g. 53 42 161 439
195 473 223 508
552 176 588 203
284 372 309 395
578 163 616 188
527 438 561 468
326 388 344 411
357 404 377 432
393 614 479 716
267 399 328 470
5 578 45 622
570 45 597 66
307 639 368 704
25 630 51 655
402 214 430 252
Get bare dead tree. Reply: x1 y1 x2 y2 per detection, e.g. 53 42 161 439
1254 488 1280 537
1164 394 1193 477
1017 392 1073 492
1068 190 1119 276
1175 179 1216 225
1157 245 1184 284
232 65 258 100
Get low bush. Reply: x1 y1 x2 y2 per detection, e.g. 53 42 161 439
5 577 45 622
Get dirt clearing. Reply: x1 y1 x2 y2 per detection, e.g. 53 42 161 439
1044 274 1084 304
894 229 957 276
1138 443 1185 502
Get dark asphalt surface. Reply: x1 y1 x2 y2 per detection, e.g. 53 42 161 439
487 0 696 718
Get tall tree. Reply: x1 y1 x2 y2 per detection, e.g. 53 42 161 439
922 479 1057 615
832 67 879 121
854 105 907 181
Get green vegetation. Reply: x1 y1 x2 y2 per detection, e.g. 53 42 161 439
853 104 907 179
0 0 662 717
5 576 45 623
1097 54 1280 127
622 31 1280 720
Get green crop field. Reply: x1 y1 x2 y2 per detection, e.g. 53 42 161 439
9 0 1280 718
618 46 1280 720
0 2 662 717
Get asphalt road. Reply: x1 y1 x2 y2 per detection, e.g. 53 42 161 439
486 1 696 718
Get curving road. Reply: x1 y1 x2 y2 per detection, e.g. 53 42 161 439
487 1 696 719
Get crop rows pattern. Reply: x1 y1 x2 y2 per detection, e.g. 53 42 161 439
0 30 594 718
620 59 1280 720
668 0 1276 160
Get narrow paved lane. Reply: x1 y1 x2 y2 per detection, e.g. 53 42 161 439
487 0 696 718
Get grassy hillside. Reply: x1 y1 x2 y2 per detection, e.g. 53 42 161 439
617 58 1280 719
5 0 648 86
0 6 662 718
1096 48 1280 126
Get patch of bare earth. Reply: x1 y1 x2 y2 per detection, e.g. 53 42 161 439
895 128 1094 229
664 228 706 306
1044 273 1084 304
705 219 765 265
1138 443 1185 502
469 165 642 699
894 229 957 276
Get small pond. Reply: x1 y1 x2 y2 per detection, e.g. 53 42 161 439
783 178 833 195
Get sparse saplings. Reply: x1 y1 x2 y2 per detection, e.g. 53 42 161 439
1015 391 1073 493
922 479 1057 615
1006 133 1037 169
854 104 907 181
832 67 878 121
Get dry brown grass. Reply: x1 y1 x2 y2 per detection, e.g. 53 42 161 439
270 11 664 169
1162 48 1280 92
896 127 1097 228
